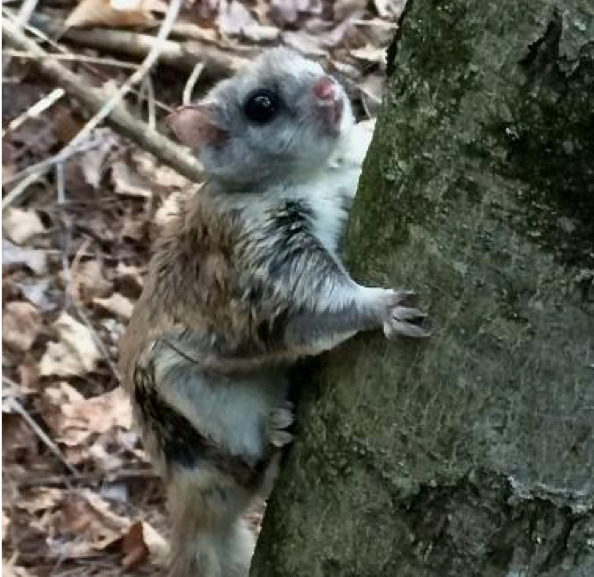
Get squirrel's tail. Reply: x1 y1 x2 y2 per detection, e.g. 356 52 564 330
166 469 256 577
168 519 254 577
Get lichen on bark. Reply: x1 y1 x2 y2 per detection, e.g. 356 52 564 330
250 1 594 575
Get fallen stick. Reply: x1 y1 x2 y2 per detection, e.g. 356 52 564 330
2 17 204 184
30 13 248 77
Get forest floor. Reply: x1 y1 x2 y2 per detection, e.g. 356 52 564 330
2 1 403 575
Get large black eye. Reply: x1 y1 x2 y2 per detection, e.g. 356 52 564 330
244 89 280 124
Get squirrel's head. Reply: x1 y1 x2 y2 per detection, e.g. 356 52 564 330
167 47 354 188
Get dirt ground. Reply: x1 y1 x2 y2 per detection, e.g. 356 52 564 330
2 1 403 575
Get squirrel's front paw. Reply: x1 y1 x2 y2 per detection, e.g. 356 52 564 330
380 289 430 339
269 402 294 448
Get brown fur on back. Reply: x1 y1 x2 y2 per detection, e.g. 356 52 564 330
119 186 248 387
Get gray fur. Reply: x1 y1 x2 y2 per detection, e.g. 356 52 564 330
191 47 355 188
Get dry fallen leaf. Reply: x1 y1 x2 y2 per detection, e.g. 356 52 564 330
3 239 47 275
2 208 46 245
73 259 114 304
350 44 387 65
134 150 194 191
44 489 129 559
39 312 102 377
217 0 256 35
121 215 148 242
2 561 33 577
94 293 134 320
111 159 153 198
78 129 120 189
282 30 326 56
15 279 54 312
44 381 86 406
358 73 385 104
270 0 322 25
373 0 405 18
66 0 167 29
2 301 42 352
2 511 11 541
121 520 168 570
46 388 132 447
2 413 40 466
81 440 127 471
334 0 367 21
115 262 145 294
15 488 64 515
121 520 149 569
217 0 279 41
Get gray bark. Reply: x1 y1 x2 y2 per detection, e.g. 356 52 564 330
250 1 594 576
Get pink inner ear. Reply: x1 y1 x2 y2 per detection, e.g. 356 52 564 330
166 106 226 149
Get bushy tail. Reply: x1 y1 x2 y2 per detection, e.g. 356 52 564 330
166 471 256 577
168 519 254 577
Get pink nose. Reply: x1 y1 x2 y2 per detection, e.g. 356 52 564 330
313 77 336 101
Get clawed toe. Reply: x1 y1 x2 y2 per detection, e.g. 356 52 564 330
381 289 430 339
270 406 294 429
392 306 427 321
269 403 295 448
270 430 293 448
384 319 430 339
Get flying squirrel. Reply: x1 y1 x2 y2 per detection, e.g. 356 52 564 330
119 46 428 577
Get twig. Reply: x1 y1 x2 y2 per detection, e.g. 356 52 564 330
12 0 38 28
3 136 100 187
142 74 157 130
55 161 73 310
183 62 204 105
68 239 121 379
2 392 80 478
30 13 248 76
13 468 158 489
1 171 46 209
2 87 64 137
2 14 204 185
2 48 139 69
8 12 172 113
2 0 38 73
2 139 101 209
3 0 37 69
169 21 255 51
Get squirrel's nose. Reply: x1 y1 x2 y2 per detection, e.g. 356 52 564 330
313 77 337 101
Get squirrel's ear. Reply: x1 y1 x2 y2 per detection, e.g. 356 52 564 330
166 105 227 149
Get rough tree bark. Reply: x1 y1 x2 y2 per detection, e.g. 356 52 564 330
251 1 594 575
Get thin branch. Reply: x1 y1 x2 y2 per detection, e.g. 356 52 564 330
2 87 64 137
2 139 101 209
1 171 45 209
13 468 157 489
2 48 139 69
30 12 248 76
2 14 204 185
183 62 204 105
3 0 37 70
12 0 38 29
9 11 172 113
143 75 157 130
3 391 80 478
3 136 100 188
69 239 121 379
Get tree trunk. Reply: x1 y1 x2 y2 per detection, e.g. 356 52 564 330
250 1 594 575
